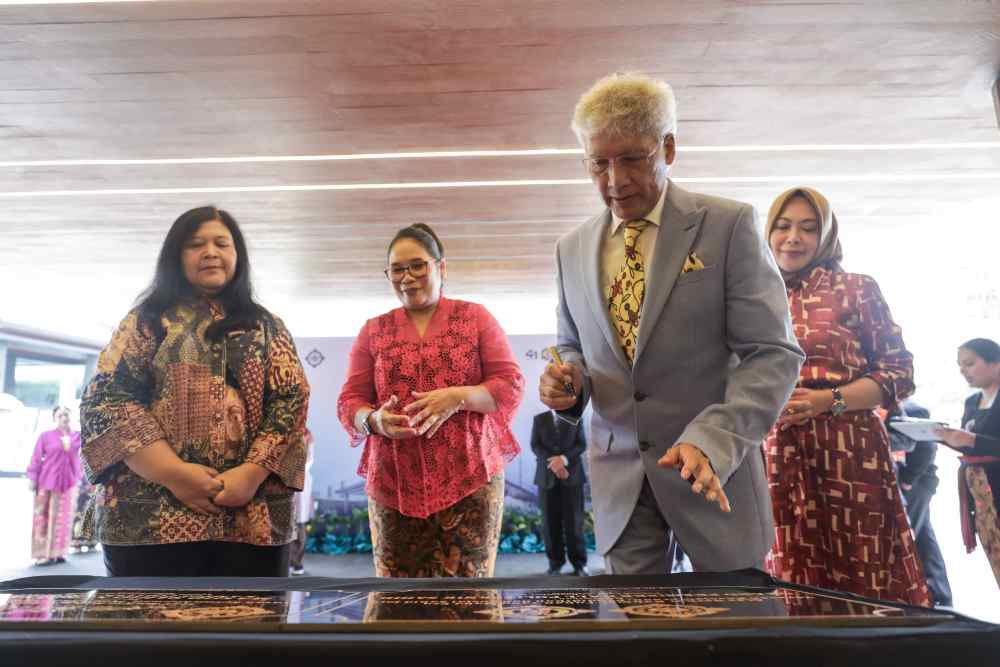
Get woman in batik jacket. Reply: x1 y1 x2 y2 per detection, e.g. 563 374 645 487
763 187 930 607
80 206 310 577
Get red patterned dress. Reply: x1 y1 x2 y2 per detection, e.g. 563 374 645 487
337 296 524 576
765 266 931 606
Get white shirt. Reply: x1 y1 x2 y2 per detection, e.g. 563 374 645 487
550 411 569 467
600 183 668 299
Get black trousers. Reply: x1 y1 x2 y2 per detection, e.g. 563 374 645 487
103 541 290 577
540 482 587 570
902 475 953 606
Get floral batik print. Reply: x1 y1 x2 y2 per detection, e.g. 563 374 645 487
31 489 77 560
369 474 504 578
80 299 309 547
966 465 1000 588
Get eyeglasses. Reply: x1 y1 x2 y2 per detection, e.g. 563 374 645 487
582 145 660 177
384 259 436 282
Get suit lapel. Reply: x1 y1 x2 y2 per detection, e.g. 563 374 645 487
580 210 631 370
633 182 706 366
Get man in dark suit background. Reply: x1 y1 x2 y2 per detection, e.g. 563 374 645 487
531 410 589 576
889 398 953 606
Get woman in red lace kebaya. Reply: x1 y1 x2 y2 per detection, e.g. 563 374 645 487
337 223 525 577
763 187 931 606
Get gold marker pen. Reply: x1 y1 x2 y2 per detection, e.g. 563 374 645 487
547 346 576 396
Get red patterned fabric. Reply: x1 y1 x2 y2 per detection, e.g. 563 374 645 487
338 297 524 519
959 456 1000 553
765 266 931 606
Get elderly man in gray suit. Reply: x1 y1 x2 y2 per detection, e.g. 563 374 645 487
539 73 803 574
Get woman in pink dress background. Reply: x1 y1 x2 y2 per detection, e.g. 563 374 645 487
27 406 82 566
338 223 525 578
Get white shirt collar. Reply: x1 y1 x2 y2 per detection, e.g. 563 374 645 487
610 181 668 235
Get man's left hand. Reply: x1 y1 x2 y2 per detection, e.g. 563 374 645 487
213 462 270 508
658 443 731 513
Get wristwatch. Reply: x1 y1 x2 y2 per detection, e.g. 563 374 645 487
357 407 375 436
830 387 848 417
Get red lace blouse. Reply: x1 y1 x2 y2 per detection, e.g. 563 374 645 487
337 297 524 518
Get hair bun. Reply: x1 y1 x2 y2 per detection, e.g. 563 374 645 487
409 223 444 256
388 223 444 260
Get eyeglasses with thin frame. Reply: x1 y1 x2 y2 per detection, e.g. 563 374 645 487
581 145 660 177
384 259 436 282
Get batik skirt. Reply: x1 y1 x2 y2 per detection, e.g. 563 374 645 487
32 488 77 560
368 474 504 578
966 465 1000 588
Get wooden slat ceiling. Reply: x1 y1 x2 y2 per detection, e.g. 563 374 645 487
2 0 1000 338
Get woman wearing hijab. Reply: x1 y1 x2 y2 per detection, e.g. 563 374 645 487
763 187 930 606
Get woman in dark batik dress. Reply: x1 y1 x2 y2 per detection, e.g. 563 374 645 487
81 206 310 577
763 187 930 607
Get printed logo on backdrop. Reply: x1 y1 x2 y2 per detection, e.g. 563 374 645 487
523 348 554 362
305 349 326 369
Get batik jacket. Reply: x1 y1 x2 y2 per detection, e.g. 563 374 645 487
80 299 310 546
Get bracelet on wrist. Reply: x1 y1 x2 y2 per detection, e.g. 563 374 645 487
357 407 374 436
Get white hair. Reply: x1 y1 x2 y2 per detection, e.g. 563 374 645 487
571 72 677 146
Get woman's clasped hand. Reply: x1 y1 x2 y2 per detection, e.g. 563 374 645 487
368 390 467 439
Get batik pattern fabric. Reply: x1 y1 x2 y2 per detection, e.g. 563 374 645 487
368 474 504 578
71 477 98 549
337 297 524 519
765 266 931 607
80 299 310 547
606 220 648 364
31 488 77 560
965 464 1000 588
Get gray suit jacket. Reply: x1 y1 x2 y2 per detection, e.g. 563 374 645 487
554 181 803 571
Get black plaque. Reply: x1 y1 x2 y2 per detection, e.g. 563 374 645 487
0 585 951 633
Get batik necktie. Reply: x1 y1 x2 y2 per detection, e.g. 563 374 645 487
607 220 648 364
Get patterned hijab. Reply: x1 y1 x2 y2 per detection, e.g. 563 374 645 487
765 186 844 283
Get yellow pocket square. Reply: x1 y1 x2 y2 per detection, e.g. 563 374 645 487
682 253 706 273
